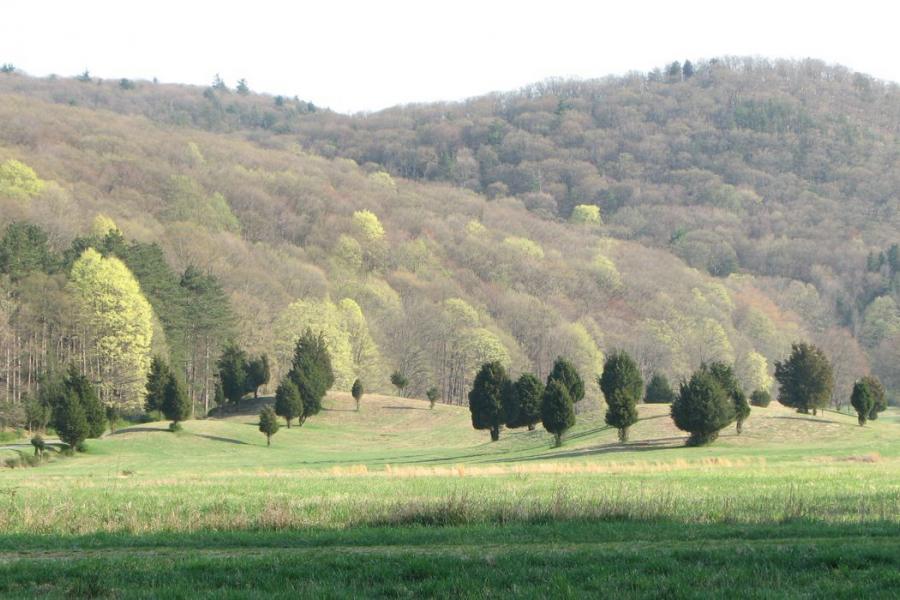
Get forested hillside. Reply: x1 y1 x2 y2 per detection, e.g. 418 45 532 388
0 57 897 420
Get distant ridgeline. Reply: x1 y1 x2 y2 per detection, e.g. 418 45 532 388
0 56 897 426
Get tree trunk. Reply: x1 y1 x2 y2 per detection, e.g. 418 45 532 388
618 427 628 443
527 424 535 431
490 425 499 441
555 432 562 447
267 435 271 447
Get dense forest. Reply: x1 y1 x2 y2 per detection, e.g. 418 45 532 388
0 57 897 424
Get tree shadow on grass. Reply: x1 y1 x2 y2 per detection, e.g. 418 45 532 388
770 416 849 426
383 405 430 411
192 434 250 446
494 436 687 462
109 426 170 435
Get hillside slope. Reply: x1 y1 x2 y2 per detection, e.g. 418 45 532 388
0 60 895 414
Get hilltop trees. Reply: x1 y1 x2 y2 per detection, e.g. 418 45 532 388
671 366 736 446
274 377 302 427
600 351 643 442
468 361 507 441
541 380 575 447
644 374 676 404
258 405 279 446
774 343 834 415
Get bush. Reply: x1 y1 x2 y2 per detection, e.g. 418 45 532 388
426 387 439 409
750 389 771 407
168 421 182 433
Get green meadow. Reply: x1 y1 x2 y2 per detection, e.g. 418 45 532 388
2 394 899 598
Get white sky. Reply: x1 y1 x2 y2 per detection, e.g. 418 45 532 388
2 0 898 114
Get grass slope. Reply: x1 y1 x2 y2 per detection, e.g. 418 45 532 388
2 395 899 598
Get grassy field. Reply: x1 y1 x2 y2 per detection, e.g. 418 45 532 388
1 393 899 598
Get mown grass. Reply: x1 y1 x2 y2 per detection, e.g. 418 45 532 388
1 394 899 597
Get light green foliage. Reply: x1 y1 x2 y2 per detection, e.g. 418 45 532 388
69 248 154 405
351 209 385 242
464 328 510 369
90 214 120 238
592 253 622 289
163 175 240 232
0 159 45 200
186 142 205 166
465 220 487 236
444 298 480 329
368 171 396 190
334 234 363 271
736 351 773 394
570 204 602 224
338 297 383 385
275 297 360 390
503 236 544 259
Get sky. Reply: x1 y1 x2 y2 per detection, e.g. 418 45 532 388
2 0 898 114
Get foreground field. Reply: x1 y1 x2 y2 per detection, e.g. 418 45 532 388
2 394 899 598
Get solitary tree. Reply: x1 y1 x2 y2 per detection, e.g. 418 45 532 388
258 406 280 446
734 390 751 434
274 377 303 427
468 361 508 441
644 373 676 404
600 351 643 442
161 371 191 431
426 386 439 409
671 368 736 446
245 354 270 399
390 371 408 397
774 343 834 415
351 378 364 411
851 379 875 426
505 373 544 430
217 343 248 409
547 357 585 404
860 375 887 421
750 389 772 407
541 380 575 447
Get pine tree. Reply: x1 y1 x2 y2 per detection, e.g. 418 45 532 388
144 356 169 413
547 357 585 404
390 371 408 397
774 343 834 415
259 406 279 446
644 373 676 404
426 386 440 409
65 365 106 438
275 377 303 427
160 370 191 429
750 389 772 407
851 379 875 426
351 378 363 411
288 328 333 422
600 351 643 442
217 342 248 409
860 375 887 420
671 367 736 446
245 354 270 399
52 388 89 452
541 380 575 447
468 361 508 441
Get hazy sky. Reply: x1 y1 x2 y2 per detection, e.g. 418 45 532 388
2 0 897 113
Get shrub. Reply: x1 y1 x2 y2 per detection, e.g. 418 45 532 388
259 406 280 446
274 377 303 427
426 387 439 409
750 389 771 407
390 371 408 397
351 378 364 411
851 379 876 426
644 373 676 404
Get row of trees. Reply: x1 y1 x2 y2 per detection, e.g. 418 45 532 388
468 341 887 447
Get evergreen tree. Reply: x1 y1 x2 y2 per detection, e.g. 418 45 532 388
774 343 834 415
0 222 58 281
217 342 248 409
682 60 695 79
258 405 279 446
236 78 250 95
65 365 106 438
351 378 363 411
144 356 169 413
468 361 508 441
644 373 676 404
547 356 585 403
860 375 887 420
390 371 408 397
734 389 751 434
245 354 270 399
288 328 333 423
52 387 89 452
275 377 303 427
541 380 575 447
750 389 772 407
600 351 643 442
851 379 875 426
705 362 750 434
504 372 543 430
671 368 736 446
160 370 191 429
426 386 440 409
